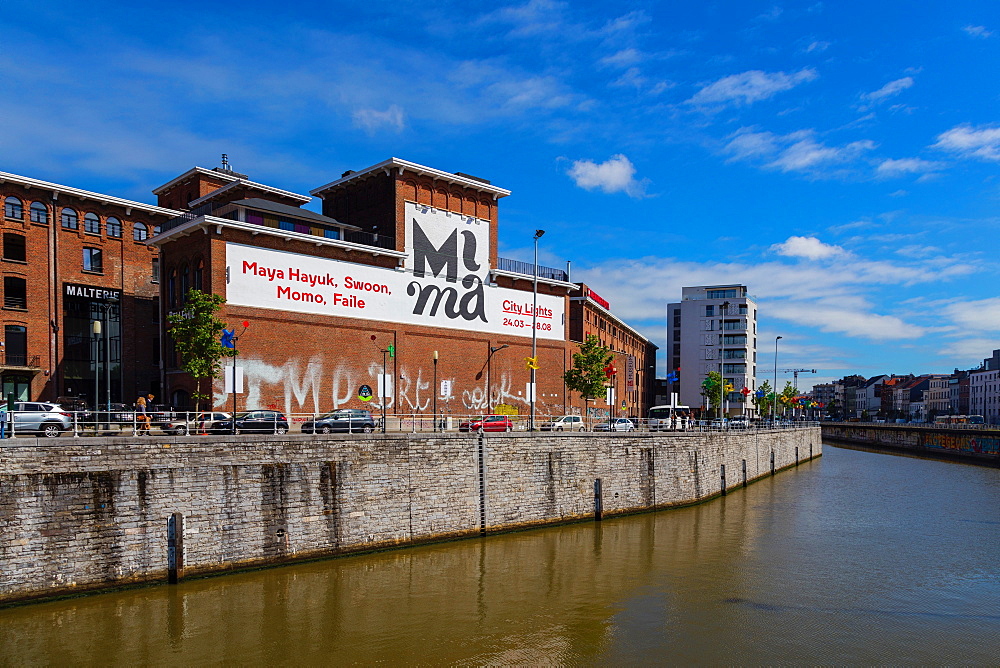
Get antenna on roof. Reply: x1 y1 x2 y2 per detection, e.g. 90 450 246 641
221 154 230 171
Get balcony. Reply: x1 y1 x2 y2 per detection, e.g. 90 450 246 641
496 257 569 282
1 353 40 370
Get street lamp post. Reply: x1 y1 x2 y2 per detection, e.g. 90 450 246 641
530 229 545 432
487 344 509 413
92 318 101 430
773 336 783 422
719 301 729 425
433 350 438 432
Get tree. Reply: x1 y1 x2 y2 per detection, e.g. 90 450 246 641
754 380 773 416
701 370 723 410
778 381 797 417
166 289 233 411
564 335 613 414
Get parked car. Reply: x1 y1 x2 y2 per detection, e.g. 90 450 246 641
213 410 289 434
539 415 586 431
592 418 636 432
459 415 514 432
162 411 231 435
9 402 73 437
302 409 375 434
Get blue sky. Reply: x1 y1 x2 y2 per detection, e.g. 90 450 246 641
2 0 998 390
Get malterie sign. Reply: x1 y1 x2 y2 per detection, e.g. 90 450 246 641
225 203 564 340
64 283 121 302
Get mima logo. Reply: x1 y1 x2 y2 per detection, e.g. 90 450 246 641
407 213 487 322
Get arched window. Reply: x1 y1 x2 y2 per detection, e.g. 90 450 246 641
106 217 122 238
133 222 148 241
194 259 204 291
61 208 79 229
180 264 190 300
152 224 162 236
84 212 101 234
29 202 48 224
4 197 23 219
167 269 177 308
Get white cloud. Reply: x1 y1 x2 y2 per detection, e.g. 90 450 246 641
805 41 830 53
942 298 1000 332
599 48 643 68
352 105 406 134
567 154 648 197
686 68 818 106
963 25 993 38
895 245 941 258
770 236 847 260
861 77 913 104
767 300 925 340
722 128 875 175
876 157 943 177
932 124 1000 161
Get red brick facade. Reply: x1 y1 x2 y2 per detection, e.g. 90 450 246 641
0 173 175 405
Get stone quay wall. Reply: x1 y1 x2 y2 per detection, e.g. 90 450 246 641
821 423 1000 465
0 428 820 605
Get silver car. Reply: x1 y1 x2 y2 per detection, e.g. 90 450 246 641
8 402 73 437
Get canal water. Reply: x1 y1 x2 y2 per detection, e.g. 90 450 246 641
2 444 1000 665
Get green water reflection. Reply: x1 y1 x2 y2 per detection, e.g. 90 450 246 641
2 445 1000 665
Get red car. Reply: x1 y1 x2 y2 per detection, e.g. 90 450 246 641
459 415 514 432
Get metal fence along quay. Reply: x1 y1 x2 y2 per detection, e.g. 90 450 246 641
0 410 823 439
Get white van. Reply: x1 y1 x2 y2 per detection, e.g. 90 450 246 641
648 405 690 431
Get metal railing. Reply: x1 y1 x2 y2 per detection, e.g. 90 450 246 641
161 202 397 251
2 353 40 368
496 258 569 282
0 410 820 439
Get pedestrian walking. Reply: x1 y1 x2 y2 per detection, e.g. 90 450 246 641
136 394 151 435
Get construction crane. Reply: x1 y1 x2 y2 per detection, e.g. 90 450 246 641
781 368 817 389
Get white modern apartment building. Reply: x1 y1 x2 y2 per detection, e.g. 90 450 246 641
666 285 757 416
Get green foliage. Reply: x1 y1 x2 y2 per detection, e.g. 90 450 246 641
701 370 722 409
563 335 613 401
754 380 773 416
778 381 797 416
166 289 232 410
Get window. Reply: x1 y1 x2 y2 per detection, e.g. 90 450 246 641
151 258 160 283
194 260 203 291
61 208 79 229
4 325 27 366
707 289 739 299
180 264 189 298
705 305 714 316
152 225 161 236
133 222 148 241
3 276 27 309
84 212 101 234
167 269 177 307
106 217 122 238
323 228 340 240
83 248 103 273
30 202 48 224
3 233 26 262
739 305 748 315
4 197 23 219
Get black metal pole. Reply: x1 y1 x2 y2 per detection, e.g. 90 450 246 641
433 351 438 432
382 348 388 433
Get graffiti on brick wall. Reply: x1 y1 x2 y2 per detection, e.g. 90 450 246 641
212 357 555 415
922 432 1000 455
824 425 1000 457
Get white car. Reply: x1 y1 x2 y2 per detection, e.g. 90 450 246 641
593 418 636 432
540 415 586 431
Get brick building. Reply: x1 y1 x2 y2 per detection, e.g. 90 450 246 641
1 171 177 405
150 157 656 420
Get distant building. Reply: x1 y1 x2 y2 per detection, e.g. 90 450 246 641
970 349 1000 424
666 285 757 416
